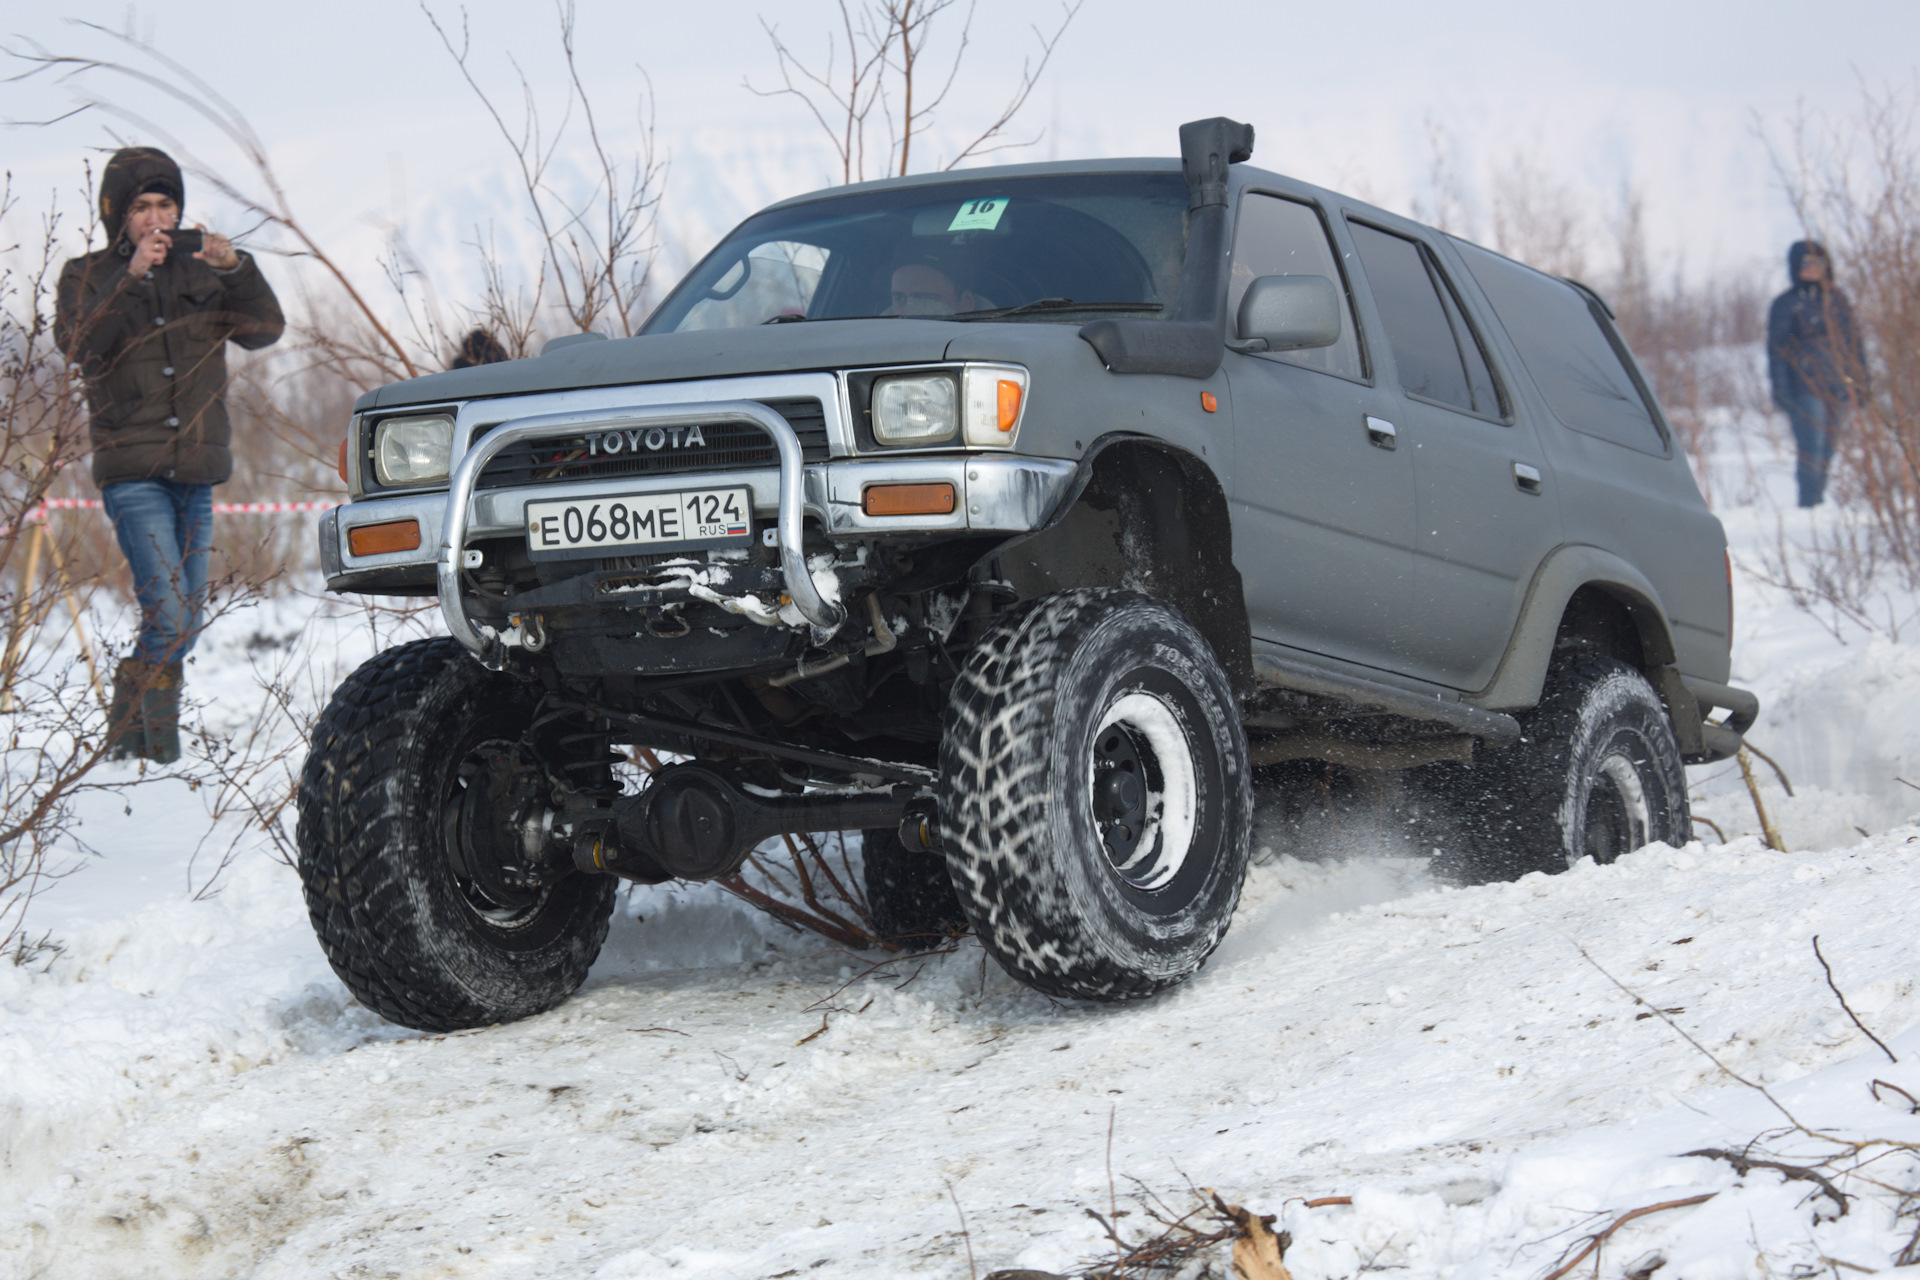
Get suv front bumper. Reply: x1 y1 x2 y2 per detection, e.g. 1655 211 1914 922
321 400 1076 664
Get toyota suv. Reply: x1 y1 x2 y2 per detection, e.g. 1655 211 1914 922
296 117 1756 1032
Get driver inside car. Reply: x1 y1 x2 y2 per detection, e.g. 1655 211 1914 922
887 259 985 316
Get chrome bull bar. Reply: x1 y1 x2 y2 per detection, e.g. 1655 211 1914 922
438 399 847 668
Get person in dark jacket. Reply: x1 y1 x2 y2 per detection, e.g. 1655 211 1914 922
1767 239 1867 508
54 146 284 762
450 328 509 368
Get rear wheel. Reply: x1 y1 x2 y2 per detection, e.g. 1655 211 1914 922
296 638 616 1032
1441 655 1689 881
937 590 1251 1001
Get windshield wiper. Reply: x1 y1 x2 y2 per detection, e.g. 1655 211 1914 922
951 298 1164 321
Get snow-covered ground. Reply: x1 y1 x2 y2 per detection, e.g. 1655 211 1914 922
4 428 1919 1278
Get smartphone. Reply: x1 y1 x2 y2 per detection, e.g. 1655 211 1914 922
164 229 205 262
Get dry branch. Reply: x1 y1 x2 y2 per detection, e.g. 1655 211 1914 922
1538 1194 1716 1280
749 0 1078 184
1681 1147 1849 1216
1812 934 1898 1064
1737 747 1786 851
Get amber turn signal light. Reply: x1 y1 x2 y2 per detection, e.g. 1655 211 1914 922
348 518 422 557
996 379 1023 431
1200 391 1218 413
863 482 956 517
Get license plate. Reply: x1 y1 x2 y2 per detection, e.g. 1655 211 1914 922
524 487 753 560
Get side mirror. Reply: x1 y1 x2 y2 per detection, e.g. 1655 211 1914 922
1233 275 1341 352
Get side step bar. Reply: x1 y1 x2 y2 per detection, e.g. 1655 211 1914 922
1250 653 1522 745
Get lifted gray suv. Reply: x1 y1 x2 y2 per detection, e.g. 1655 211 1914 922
297 118 1756 1031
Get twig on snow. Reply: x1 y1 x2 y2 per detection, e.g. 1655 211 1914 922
1106 1104 1119 1232
1871 1079 1920 1113
1538 1194 1716 1280
1681 1147 1850 1217
1812 934 1898 1063
945 1178 978 1280
1568 938 1813 1133
1690 814 1729 843
1898 1214 1920 1267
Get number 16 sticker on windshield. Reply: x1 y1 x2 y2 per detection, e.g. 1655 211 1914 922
948 197 1009 231
524 486 753 560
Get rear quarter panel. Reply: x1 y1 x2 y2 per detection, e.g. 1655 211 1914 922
1437 246 1731 683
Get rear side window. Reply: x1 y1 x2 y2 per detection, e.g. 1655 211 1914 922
1347 222 1503 419
1455 240 1667 453
1229 193 1365 381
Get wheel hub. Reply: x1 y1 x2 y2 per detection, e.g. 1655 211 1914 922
1089 690 1199 892
1093 725 1149 865
444 741 563 922
1583 745 1652 865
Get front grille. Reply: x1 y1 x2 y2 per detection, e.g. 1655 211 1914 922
474 397 829 491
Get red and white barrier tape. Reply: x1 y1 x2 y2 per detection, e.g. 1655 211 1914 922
27 498 340 517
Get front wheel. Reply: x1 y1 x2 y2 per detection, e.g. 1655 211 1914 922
938 590 1251 1001
296 638 616 1032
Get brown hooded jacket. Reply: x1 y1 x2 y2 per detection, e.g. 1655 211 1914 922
54 147 285 489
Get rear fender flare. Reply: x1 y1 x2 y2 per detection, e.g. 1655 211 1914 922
1469 544 1691 731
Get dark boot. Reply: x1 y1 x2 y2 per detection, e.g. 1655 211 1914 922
107 658 150 761
139 662 183 765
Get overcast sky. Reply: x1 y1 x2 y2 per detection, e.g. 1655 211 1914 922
4 0 1915 310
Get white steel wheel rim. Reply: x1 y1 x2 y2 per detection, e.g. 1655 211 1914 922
1585 749 1651 863
1089 691 1198 891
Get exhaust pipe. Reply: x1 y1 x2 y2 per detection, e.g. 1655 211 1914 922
586 764 915 881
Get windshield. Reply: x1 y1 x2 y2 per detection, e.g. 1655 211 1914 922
644 172 1190 333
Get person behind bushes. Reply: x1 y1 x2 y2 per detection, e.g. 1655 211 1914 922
1767 239 1867 509
54 146 285 763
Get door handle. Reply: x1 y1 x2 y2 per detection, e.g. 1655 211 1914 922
1513 461 1544 495
1365 416 1397 450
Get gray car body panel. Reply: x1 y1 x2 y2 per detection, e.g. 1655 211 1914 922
343 152 1737 731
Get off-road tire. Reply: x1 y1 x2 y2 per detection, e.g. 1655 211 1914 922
861 828 969 949
938 589 1251 1001
1442 654 1689 881
296 638 616 1032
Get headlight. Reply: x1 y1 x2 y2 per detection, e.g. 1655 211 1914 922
962 364 1027 447
373 414 454 486
872 375 958 444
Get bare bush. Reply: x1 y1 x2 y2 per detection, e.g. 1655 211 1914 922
1413 126 1768 486
750 0 1081 184
1607 188 1769 494
421 0 667 340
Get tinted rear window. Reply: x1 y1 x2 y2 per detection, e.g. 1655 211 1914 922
1455 240 1666 453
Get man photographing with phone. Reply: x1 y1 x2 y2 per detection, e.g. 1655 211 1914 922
55 146 284 763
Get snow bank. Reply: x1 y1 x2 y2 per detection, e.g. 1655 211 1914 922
6 831 1918 1278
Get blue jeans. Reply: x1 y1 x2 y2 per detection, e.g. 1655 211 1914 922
1782 393 1842 508
101 479 213 664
